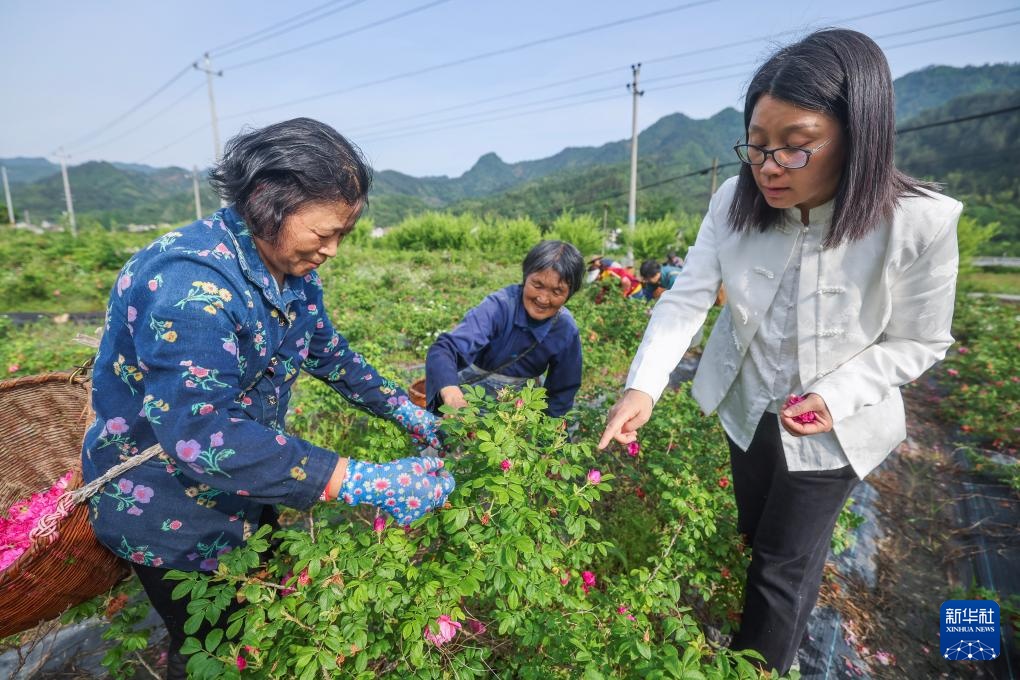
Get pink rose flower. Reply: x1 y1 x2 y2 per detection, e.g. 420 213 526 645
7 364 19 374
236 655 247 671
783 394 817 424
581 570 596 594
467 619 487 635
424 615 461 647
374 516 386 533
587 469 602 484
626 441 640 457
947 368 960 377
500 459 511 471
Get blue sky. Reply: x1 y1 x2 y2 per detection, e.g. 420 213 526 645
2 0 1019 177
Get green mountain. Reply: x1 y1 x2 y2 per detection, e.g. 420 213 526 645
7 161 217 226
893 64 1020 121
1 157 60 185
3 62 1018 239
896 88 1020 253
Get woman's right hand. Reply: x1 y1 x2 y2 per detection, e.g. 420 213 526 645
439 385 470 411
598 389 654 449
339 455 454 526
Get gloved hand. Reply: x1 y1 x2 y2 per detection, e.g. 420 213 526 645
392 397 444 452
339 455 454 526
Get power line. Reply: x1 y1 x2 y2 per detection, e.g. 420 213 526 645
362 92 627 144
74 82 206 156
220 0 718 120
222 0 456 71
873 6 1020 40
896 104 1020 133
133 122 211 164
550 105 1020 215
127 5 1016 164
208 0 369 57
883 18 1020 50
348 61 754 137
62 65 194 151
641 0 946 68
235 0 942 134
358 70 750 144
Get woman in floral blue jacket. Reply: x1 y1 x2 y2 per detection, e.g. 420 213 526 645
82 118 454 679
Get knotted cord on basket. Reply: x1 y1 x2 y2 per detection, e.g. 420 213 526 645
28 443 163 543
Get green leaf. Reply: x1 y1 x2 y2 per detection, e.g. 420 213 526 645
178 636 201 656
183 613 204 636
205 628 223 652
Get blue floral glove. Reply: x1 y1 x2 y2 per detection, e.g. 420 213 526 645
392 397 444 452
339 455 454 526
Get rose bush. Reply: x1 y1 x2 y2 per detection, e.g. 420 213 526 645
158 385 771 679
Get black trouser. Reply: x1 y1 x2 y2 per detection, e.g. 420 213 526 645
726 413 859 674
132 506 279 680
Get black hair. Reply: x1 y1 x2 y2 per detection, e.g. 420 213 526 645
639 260 661 280
728 29 936 249
208 117 372 244
522 240 584 299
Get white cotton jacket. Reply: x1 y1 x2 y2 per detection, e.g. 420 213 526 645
626 176 963 478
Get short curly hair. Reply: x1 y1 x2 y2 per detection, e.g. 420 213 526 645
208 117 372 244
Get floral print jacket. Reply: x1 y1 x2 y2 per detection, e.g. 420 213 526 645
82 207 426 571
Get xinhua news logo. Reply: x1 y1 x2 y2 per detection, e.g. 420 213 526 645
940 600 1000 661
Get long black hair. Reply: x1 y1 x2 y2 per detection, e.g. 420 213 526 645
209 117 372 243
728 29 936 249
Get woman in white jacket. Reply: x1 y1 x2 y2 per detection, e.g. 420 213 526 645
599 29 961 674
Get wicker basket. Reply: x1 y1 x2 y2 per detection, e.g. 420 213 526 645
409 378 427 408
0 372 130 638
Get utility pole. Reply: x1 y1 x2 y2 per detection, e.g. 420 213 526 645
1 166 14 226
56 149 77 237
194 54 227 207
192 166 203 219
626 63 643 266
709 157 719 197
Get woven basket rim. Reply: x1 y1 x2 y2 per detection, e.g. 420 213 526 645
0 370 89 392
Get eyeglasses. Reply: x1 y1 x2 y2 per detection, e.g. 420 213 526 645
732 139 832 169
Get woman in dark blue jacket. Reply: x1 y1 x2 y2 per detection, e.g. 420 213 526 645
425 241 584 418
83 118 453 679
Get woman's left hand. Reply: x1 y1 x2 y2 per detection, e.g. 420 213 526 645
780 393 834 436
393 398 445 452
